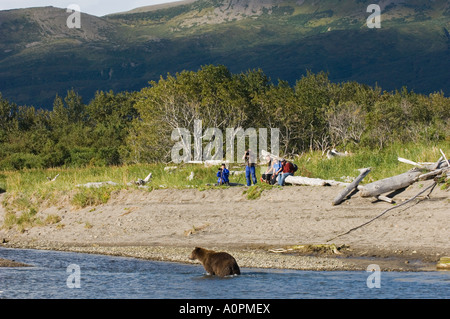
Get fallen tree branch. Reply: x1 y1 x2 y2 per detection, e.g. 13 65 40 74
375 195 394 204
47 174 60 182
326 181 437 243
76 181 118 188
358 169 422 198
440 149 450 168
332 168 371 206
398 157 422 167
418 168 447 181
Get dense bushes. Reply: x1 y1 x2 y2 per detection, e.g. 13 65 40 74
0 65 448 170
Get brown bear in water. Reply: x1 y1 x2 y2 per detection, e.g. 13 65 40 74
189 247 240 277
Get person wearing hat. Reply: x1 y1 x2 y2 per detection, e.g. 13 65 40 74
278 158 295 186
216 163 230 186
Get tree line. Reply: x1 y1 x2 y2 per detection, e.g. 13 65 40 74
0 65 448 170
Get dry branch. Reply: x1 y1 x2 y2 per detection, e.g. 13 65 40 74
440 149 450 168
332 168 371 206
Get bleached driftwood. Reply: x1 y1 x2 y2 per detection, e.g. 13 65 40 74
76 181 118 188
261 150 280 160
440 149 450 168
47 174 60 182
327 149 349 159
332 168 371 206
187 161 204 164
358 169 422 198
204 160 228 167
284 175 350 187
187 160 230 167
418 168 447 181
130 172 152 186
398 157 421 167
127 172 152 186
327 182 438 243
432 156 444 170
398 157 448 170
375 195 394 204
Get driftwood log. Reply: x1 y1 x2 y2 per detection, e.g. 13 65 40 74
358 169 422 198
327 149 349 159
398 157 448 171
332 168 371 206
440 149 450 168
284 175 350 187
47 174 60 182
76 181 118 188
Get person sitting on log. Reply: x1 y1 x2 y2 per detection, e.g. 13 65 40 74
278 159 295 186
261 155 274 184
270 159 282 185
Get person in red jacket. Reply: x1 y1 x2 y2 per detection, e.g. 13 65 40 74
278 159 295 186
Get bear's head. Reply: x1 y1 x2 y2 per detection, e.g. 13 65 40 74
189 247 203 260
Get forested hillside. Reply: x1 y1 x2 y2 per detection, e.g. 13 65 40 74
0 66 448 170
0 0 449 108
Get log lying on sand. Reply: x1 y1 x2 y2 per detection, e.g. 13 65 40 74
332 168 371 206
358 169 422 198
284 176 350 187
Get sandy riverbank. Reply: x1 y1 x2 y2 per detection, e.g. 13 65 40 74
0 181 448 271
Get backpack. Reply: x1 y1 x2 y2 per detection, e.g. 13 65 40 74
284 161 298 174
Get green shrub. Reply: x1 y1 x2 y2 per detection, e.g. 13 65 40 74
71 187 113 208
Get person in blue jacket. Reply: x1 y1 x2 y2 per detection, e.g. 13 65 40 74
217 163 230 186
242 149 257 186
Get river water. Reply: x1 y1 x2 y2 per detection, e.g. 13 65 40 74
0 248 449 299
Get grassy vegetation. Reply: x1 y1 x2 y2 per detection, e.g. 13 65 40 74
1 141 446 207
1 141 448 232
293 143 450 184
243 184 277 200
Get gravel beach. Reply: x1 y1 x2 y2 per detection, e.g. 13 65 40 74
1 181 448 271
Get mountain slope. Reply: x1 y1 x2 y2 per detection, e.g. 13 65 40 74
0 0 449 108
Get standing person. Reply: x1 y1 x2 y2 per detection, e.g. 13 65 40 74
243 149 257 186
278 159 295 186
217 163 230 186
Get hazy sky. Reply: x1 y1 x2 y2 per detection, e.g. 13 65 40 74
0 0 182 16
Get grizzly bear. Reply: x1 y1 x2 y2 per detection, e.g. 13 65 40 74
189 247 241 277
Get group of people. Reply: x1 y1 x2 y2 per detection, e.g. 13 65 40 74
216 150 296 187
260 155 296 186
